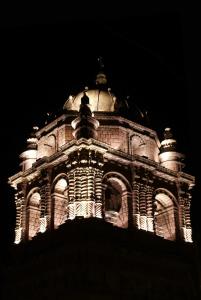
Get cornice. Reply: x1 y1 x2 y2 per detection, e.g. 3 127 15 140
9 138 194 188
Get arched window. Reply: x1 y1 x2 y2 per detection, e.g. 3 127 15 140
27 190 41 239
153 190 177 240
103 174 131 228
52 176 68 228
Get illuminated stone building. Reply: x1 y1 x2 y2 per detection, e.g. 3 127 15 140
5 65 199 300
9 67 194 245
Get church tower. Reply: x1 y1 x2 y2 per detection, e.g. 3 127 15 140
9 62 194 245
4 60 200 300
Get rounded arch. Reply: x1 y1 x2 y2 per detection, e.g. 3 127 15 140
27 187 41 207
26 187 41 240
52 173 68 228
55 178 67 193
52 173 68 193
154 188 178 208
103 172 131 228
44 134 56 156
130 134 145 145
103 172 132 192
130 134 146 156
153 188 178 241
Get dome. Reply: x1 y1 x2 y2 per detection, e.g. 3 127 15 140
63 89 117 112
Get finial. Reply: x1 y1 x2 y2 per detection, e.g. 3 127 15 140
80 92 91 116
97 56 104 70
33 126 39 132
96 56 107 86
29 126 39 138
164 127 173 139
71 96 99 140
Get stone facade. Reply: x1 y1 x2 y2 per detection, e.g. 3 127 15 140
9 74 195 245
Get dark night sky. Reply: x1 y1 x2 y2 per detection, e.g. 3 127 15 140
0 5 200 255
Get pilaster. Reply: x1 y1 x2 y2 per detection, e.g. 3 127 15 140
66 148 104 219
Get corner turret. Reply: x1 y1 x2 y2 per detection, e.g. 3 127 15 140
159 128 184 171
20 126 38 171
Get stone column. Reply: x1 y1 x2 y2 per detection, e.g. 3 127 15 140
184 192 193 242
139 182 147 230
68 170 75 220
39 185 47 232
17 181 27 242
95 169 104 218
66 149 104 220
133 180 140 229
178 192 186 241
146 182 154 232
101 183 107 219
39 168 52 232
14 191 24 244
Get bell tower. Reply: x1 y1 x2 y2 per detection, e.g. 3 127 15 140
9 64 195 245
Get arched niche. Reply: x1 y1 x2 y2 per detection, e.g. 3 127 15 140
44 134 56 156
103 173 132 228
26 189 41 239
52 175 68 228
153 189 178 241
130 134 146 156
